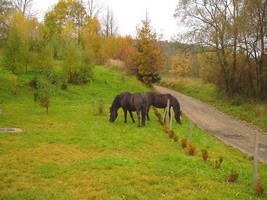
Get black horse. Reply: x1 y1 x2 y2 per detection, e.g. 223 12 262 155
145 92 182 124
109 92 148 127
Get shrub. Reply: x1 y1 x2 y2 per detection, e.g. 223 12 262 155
94 101 105 116
188 143 196 156
255 176 264 196
106 59 125 71
29 76 38 89
225 169 239 183
214 157 223 169
181 138 187 149
173 134 178 142
202 149 208 162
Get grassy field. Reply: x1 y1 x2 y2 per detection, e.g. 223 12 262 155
160 77 267 132
0 66 266 199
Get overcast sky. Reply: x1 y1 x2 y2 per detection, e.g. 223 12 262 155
33 0 180 40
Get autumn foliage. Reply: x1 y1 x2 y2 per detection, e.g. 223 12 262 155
187 143 196 156
255 176 264 196
135 14 168 85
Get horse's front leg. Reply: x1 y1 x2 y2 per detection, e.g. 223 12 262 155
136 111 141 127
123 108 127 123
129 110 135 123
146 107 150 121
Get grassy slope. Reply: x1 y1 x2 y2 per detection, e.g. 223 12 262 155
0 67 266 199
160 77 267 132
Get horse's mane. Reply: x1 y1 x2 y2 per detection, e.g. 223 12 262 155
111 94 121 109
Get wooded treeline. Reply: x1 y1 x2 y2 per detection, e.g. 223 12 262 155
0 0 167 86
0 0 266 101
174 0 267 100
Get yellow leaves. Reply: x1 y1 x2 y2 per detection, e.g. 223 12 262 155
170 54 190 76
7 12 39 39
61 20 76 39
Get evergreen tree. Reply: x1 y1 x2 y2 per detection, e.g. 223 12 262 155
135 13 167 85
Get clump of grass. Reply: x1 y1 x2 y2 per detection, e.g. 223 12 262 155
8 73 17 96
181 138 187 149
105 59 125 70
225 169 239 183
255 176 264 196
94 101 105 116
202 149 208 162
187 143 196 156
214 156 223 169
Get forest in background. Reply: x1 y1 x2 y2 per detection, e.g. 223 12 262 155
0 0 266 101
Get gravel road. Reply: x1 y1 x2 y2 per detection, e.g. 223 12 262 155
154 85 267 164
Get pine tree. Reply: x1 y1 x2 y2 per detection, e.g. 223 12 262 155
135 13 167 86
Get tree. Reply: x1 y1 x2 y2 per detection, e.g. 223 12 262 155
44 0 88 42
102 7 118 37
81 16 101 62
3 26 23 73
63 39 93 84
170 54 190 77
240 0 267 100
135 13 167 85
0 0 13 41
174 0 243 97
86 0 104 18
11 0 33 16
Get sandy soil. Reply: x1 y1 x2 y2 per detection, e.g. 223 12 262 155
154 85 267 164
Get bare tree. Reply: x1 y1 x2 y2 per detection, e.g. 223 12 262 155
0 0 13 39
102 7 118 37
86 0 104 18
11 0 33 16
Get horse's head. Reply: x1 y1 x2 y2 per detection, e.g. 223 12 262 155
109 107 118 122
175 110 182 124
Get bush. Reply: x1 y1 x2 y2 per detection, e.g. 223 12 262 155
214 157 223 169
255 176 264 196
187 143 196 156
225 169 239 183
202 149 208 162
106 59 125 70
173 134 178 142
181 138 187 149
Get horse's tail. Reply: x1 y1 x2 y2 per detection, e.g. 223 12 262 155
141 93 148 113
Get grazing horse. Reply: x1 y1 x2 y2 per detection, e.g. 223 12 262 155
109 92 148 127
145 92 182 124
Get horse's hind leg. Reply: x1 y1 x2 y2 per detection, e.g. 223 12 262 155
136 111 141 127
146 107 150 121
123 108 127 123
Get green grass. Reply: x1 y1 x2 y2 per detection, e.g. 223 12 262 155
0 66 266 199
160 77 267 132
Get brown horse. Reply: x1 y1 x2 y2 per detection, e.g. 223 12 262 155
145 92 182 124
109 92 148 126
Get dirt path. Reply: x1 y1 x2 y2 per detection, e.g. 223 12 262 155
154 85 267 164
